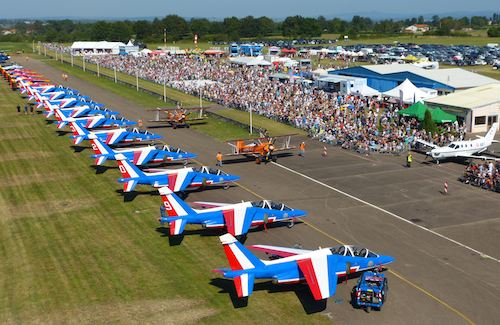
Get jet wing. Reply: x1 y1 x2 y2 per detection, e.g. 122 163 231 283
415 138 438 149
191 201 232 208
457 153 500 161
248 244 312 257
297 254 340 300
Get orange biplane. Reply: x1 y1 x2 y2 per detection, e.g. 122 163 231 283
147 107 207 128
224 134 296 164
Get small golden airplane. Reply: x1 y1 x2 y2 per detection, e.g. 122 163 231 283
147 106 207 128
224 134 296 164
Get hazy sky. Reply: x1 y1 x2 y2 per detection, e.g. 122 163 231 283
1 0 497 19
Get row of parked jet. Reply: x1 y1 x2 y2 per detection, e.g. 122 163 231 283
3 61 394 305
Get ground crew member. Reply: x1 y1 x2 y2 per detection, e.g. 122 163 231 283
216 151 223 167
16 104 21 113
407 152 413 168
298 141 305 157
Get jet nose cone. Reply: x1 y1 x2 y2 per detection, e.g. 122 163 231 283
380 255 395 265
186 153 198 159
226 175 241 182
290 209 308 217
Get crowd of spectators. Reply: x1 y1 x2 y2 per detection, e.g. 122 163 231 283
42 43 465 155
459 162 500 193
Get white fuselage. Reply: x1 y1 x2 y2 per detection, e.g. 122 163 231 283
430 139 488 160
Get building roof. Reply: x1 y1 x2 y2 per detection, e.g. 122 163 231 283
425 83 500 109
361 64 499 89
71 41 125 49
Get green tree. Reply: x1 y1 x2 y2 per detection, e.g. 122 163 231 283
190 18 211 37
487 25 500 37
422 110 437 135
90 21 111 41
162 15 188 41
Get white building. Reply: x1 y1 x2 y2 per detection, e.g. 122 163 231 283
70 41 138 56
426 84 500 133
404 24 430 33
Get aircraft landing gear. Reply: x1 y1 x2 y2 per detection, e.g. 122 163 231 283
223 184 230 190
287 219 295 228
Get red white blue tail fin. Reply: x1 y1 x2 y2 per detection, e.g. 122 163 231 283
219 234 264 271
297 254 339 300
116 154 143 192
158 187 196 235
90 138 111 165
233 273 255 298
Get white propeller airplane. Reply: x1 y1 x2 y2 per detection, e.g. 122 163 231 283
416 122 499 163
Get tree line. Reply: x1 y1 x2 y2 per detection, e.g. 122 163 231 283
1 14 498 43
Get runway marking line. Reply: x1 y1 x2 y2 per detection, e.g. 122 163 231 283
272 162 499 264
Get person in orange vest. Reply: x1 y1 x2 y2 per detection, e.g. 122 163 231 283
298 141 305 157
216 151 223 167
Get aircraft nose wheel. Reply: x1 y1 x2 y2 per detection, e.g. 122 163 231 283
223 184 230 190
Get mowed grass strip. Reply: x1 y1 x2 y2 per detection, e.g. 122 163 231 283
0 84 327 323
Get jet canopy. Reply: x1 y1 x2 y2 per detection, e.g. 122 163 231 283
162 145 187 153
250 200 293 211
193 166 228 176
329 245 379 258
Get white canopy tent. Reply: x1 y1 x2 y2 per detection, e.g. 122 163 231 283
351 84 381 97
382 79 436 103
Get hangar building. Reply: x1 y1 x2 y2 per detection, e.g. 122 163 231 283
425 83 500 133
330 64 499 94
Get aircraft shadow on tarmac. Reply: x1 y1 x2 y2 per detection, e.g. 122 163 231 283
209 278 327 313
419 157 471 166
221 153 295 165
155 221 305 246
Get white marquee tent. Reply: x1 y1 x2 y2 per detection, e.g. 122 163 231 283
383 79 436 103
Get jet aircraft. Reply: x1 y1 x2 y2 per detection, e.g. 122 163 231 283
214 234 395 301
158 187 306 236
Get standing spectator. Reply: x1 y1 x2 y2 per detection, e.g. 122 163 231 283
298 142 305 157
216 151 223 166
24 104 28 115
407 152 413 168
30 104 34 114
16 104 21 113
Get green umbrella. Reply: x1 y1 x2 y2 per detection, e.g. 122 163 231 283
430 107 457 123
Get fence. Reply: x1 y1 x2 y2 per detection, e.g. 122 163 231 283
42 47 179 106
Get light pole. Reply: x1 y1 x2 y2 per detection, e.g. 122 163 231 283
136 70 139 91
163 28 167 49
97 62 100 77
163 80 167 102
82 55 86 71
249 105 253 135
114 66 117 83
71 54 74 67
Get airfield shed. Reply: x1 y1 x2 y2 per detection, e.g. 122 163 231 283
425 83 500 133
331 64 499 93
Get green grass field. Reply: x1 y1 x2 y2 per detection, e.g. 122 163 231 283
0 80 327 323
